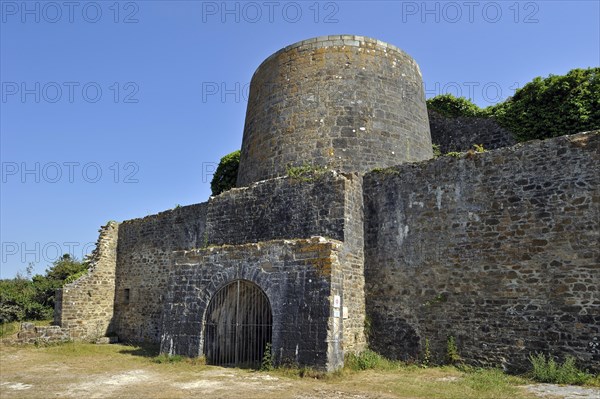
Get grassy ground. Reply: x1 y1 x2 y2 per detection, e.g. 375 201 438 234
0 341 548 399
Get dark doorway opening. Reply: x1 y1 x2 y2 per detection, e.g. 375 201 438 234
203 280 272 368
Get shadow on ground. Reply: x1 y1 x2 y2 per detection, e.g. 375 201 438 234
117 343 160 358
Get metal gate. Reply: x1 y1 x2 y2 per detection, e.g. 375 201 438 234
203 280 272 368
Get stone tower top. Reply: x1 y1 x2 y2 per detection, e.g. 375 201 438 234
237 35 433 186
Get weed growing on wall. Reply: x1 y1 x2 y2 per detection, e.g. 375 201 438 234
261 342 274 371
422 337 432 367
446 336 462 365
286 163 329 182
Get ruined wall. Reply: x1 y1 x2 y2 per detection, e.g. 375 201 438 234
113 172 351 344
238 35 432 186
429 109 516 153
14 322 70 345
161 238 344 371
364 131 599 371
55 222 118 340
158 173 365 369
113 204 208 343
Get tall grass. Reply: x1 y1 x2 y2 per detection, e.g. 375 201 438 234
344 349 404 371
529 353 593 385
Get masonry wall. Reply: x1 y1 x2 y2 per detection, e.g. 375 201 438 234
113 172 350 344
364 131 600 371
339 173 367 353
160 238 344 371
55 222 118 340
429 109 516 153
238 35 432 186
113 204 208 343
205 172 346 246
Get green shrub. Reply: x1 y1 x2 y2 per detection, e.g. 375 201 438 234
428 68 600 143
0 255 89 323
529 353 592 385
210 150 240 196
427 94 486 118
489 68 600 142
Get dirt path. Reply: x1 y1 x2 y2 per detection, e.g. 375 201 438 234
522 384 600 399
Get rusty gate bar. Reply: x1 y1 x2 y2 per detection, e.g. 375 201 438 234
203 280 272 368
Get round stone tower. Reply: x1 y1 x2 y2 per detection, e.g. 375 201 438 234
237 35 432 186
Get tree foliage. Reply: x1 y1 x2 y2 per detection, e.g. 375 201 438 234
426 68 600 142
0 254 89 323
488 68 600 141
426 94 486 118
210 150 240 196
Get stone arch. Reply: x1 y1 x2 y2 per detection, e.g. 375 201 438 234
203 279 273 368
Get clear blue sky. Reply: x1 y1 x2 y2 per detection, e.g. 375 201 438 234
1 0 598 278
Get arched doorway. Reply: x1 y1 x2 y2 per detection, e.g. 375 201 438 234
203 280 272 368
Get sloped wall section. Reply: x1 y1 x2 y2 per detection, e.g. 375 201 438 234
55 222 119 340
364 131 599 371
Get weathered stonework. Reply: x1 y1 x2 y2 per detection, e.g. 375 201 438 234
161 237 345 371
13 322 70 345
364 131 599 371
237 35 432 186
113 204 208 343
429 109 516 153
53 35 599 373
54 222 118 340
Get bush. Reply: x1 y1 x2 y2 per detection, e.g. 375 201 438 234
210 150 240 196
427 68 600 143
427 94 486 118
529 353 592 385
490 68 600 142
0 255 89 323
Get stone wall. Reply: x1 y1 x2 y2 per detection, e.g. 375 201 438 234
160 237 344 371
55 222 119 340
113 204 208 343
206 172 346 246
156 172 367 369
364 131 599 371
13 323 70 345
238 35 432 186
112 172 353 345
339 173 367 353
429 109 516 153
